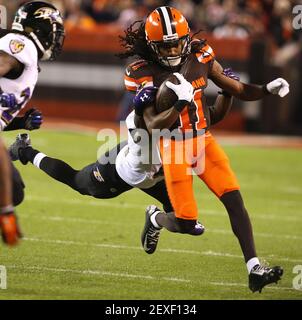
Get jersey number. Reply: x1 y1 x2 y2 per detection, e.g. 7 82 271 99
178 89 205 130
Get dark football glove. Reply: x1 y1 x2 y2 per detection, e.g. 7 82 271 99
23 108 43 130
0 210 22 246
133 86 158 116
0 93 20 113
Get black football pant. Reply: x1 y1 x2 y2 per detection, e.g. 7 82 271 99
28 142 173 212
11 162 25 206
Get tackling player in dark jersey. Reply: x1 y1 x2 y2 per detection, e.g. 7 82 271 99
9 89 233 226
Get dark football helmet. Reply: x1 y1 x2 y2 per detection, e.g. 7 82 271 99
12 1 65 61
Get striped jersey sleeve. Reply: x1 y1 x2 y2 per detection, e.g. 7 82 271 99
124 60 154 92
195 44 215 64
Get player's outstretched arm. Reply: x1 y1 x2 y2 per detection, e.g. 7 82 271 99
209 60 289 100
4 108 43 131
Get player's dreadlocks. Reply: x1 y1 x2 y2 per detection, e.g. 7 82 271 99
117 21 157 63
117 21 209 64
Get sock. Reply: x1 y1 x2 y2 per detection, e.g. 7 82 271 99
220 190 257 262
33 152 47 168
155 211 178 232
247 257 260 274
151 211 161 229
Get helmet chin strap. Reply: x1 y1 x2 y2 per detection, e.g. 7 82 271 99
164 56 182 67
29 32 51 61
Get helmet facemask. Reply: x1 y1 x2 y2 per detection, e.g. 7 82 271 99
27 22 65 61
11 1 65 61
148 34 191 68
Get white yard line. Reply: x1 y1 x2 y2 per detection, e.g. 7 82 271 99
5 264 296 292
22 237 302 264
22 214 117 226
208 228 302 241
23 212 302 242
25 195 302 223
7 264 189 283
21 203 302 243
209 282 294 291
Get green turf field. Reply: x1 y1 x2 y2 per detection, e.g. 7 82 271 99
1 129 302 300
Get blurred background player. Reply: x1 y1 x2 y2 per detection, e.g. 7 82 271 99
118 6 289 293
0 0 64 244
0 0 64 131
0 1 65 229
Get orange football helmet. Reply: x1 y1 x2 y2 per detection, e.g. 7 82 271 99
145 6 190 67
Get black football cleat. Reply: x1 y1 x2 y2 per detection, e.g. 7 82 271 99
141 205 162 254
9 133 31 164
249 264 283 293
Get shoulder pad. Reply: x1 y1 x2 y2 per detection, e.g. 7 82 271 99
0 33 38 66
125 60 149 77
190 39 207 52
128 59 149 71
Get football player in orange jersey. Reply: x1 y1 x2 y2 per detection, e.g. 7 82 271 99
119 6 289 292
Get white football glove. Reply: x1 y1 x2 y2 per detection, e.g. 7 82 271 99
166 73 194 103
266 78 289 98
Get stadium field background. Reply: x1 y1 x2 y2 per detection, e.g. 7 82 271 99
1 128 302 300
